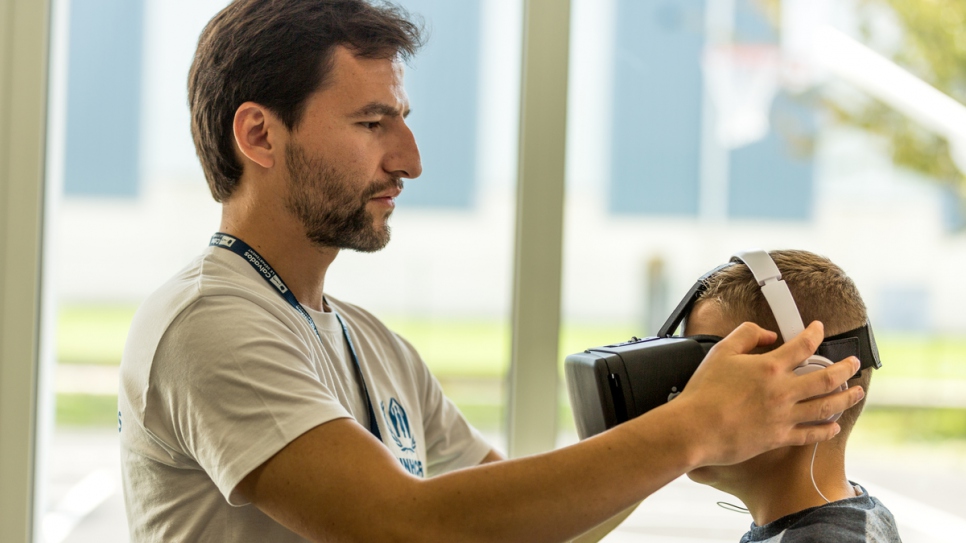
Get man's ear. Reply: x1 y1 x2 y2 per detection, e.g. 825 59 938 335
233 102 281 170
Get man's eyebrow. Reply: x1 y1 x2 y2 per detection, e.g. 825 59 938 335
350 102 411 119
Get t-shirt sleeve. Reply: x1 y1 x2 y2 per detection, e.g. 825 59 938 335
146 295 352 505
396 335 494 476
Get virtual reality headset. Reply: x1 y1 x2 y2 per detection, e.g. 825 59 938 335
565 249 882 441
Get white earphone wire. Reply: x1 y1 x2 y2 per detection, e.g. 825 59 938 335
810 442 831 504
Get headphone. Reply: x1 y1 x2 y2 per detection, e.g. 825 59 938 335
732 249 846 422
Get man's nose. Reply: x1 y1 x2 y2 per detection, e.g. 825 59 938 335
387 122 422 179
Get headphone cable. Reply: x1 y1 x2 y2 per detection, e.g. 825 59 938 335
719 442 831 516
810 442 831 504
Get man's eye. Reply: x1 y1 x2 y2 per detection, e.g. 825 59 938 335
360 121 381 130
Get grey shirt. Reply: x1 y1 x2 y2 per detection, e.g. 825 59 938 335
740 484 901 543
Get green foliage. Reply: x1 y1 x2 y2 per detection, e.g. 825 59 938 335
879 0 966 98
756 0 966 204
842 0 966 188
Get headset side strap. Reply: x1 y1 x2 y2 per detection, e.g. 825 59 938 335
657 263 733 337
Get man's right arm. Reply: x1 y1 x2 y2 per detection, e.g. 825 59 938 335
236 321 865 543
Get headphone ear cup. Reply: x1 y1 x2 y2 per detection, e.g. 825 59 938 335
793 354 837 376
794 355 846 423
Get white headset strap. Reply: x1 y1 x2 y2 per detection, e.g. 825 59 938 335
732 249 805 342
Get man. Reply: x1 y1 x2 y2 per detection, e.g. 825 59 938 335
118 1 865 541
685 250 901 542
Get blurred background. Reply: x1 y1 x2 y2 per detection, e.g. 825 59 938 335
39 0 966 541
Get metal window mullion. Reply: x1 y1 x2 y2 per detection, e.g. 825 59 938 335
0 0 50 541
506 0 570 459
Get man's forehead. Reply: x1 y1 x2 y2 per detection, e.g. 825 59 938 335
325 46 408 101
332 45 405 72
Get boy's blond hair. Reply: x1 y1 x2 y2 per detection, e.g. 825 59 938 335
695 250 871 435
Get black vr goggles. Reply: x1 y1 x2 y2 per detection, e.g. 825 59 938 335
565 251 883 441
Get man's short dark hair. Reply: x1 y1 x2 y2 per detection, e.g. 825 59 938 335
189 0 423 202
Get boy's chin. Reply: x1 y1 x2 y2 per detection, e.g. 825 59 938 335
686 466 719 486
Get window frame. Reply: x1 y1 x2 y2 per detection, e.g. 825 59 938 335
0 0 51 541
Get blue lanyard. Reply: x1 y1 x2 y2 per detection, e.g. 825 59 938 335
209 233 382 442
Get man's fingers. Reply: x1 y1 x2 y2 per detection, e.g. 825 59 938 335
785 421 842 447
770 321 824 368
792 386 865 425
715 322 778 355
794 356 861 400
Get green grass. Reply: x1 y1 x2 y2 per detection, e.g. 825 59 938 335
854 406 966 442
383 315 639 377
871 335 966 380
55 304 966 439
59 303 966 380
58 305 138 365
381 317 509 377
56 394 119 428
55 304 639 374
61 389 966 445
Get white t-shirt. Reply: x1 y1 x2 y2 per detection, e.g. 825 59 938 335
119 246 492 542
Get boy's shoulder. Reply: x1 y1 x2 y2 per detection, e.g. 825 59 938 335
740 486 901 543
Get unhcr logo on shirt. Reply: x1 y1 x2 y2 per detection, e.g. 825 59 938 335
382 398 416 452
381 398 424 477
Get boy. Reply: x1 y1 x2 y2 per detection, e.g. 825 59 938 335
685 250 902 542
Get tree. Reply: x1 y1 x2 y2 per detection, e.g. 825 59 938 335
844 0 966 190
758 0 966 205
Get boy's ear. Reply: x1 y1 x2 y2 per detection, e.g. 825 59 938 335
233 101 280 170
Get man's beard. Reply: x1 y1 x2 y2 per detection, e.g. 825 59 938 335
284 142 403 253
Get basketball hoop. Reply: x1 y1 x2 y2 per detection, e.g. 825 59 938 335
702 44 781 149
780 0 833 91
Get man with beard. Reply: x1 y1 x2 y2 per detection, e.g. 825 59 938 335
118 1 865 542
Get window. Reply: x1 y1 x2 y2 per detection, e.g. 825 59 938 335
19 0 966 541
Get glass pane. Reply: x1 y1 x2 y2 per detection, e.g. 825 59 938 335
40 0 520 540
561 0 966 541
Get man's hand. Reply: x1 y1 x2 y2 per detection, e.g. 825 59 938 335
670 320 865 468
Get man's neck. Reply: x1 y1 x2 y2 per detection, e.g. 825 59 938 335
220 202 338 312
728 444 856 527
